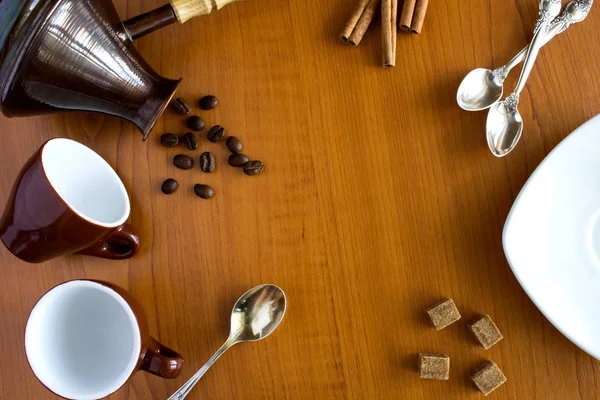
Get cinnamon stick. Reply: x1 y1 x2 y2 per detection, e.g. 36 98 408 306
392 0 397 60
410 0 429 34
340 0 381 46
340 0 369 43
382 0 398 67
399 0 416 31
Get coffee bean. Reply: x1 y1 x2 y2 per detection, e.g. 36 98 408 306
207 125 225 142
161 179 179 194
199 95 218 110
200 152 216 173
172 98 191 114
182 132 198 151
194 184 214 199
228 153 249 167
187 115 205 131
173 154 194 170
160 133 179 148
226 136 243 154
243 160 265 176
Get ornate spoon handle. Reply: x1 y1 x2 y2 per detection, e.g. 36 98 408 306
502 7 556 113
167 338 236 400
492 0 593 83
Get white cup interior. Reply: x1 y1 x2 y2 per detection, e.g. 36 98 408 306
25 281 141 400
41 138 130 227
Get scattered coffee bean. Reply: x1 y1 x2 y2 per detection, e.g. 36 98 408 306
160 133 179 148
161 179 179 194
229 153 249 167
207 125 225 142
199 95 218 110
182 132 199 151
187 115 205 131
173 154 194 170
194 184 214 199
172 98 191 115
200 152 216 173
243 160 265 176
226 136 243 154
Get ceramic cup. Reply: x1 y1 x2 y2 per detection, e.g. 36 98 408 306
25 280 184 400
0 138 141 263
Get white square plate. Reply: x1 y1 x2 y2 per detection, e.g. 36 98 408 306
503 115 600 360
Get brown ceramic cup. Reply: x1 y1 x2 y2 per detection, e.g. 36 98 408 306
0 138 141 263
25 280 184 399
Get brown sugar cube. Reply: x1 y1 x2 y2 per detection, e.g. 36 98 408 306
470 361 507 396
468 315 503 349
418 353 450 380
425 298 461 330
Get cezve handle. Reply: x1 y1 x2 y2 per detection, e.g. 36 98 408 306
169 0 244 23
122 0 243 41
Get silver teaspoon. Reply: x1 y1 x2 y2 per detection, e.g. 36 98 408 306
486 0 562 157
168 285 286 400
457 0 592 111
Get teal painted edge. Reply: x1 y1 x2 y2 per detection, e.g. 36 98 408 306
0 0 28 52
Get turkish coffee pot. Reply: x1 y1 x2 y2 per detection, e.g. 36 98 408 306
0 0 239 140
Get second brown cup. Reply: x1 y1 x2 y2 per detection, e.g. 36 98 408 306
25 280 184 399
0 138 141 263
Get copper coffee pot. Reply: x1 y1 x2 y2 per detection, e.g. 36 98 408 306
0 0 239 140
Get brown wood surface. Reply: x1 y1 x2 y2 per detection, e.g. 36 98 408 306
1 0 600 398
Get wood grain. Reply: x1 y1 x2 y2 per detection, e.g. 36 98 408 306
1 0 600 398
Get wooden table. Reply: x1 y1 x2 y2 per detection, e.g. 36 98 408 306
1 0 600 398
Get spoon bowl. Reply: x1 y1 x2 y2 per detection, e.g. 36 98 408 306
457 68 504 111
230 284 287 342
486 102 523 157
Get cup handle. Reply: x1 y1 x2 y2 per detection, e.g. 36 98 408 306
141 337 185 379
76 224 141 259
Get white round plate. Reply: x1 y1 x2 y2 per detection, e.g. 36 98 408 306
503 114 600 360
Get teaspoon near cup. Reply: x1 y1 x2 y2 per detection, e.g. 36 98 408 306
485 0 562 157
457 0 593 112
168 285 286 400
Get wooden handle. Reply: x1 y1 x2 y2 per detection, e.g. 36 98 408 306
169 0 243 23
